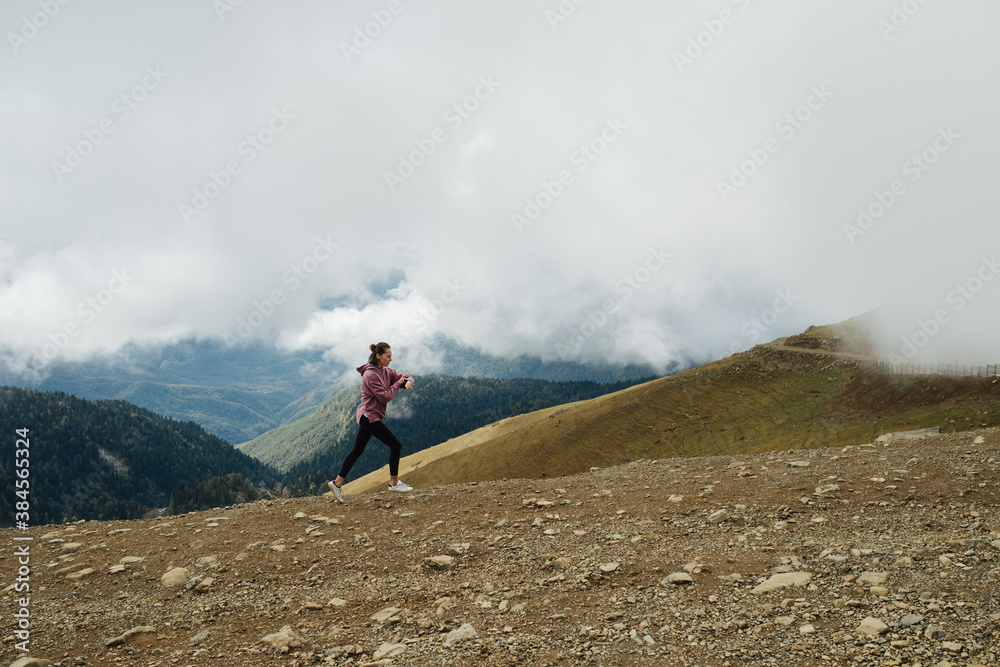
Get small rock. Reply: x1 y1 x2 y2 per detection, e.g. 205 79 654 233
443 623 477 646
941 641 962 653
708 509 729 524
373 642 407 660
751 572 812 594
328 598 347 607
857 571 888 586
774 616 795 626
668 495 683 503
10 658 56 667
66 567 95 580
599 562 619 574
815 483 839 494
160 567 190 588
870 585 889 597
788 460 810 468
662 572 694 585
546 557 571 571
973 435 985 444
106 625 156 647
189 630 210 646
371 607 402 623
925 625 949 640
799 624 816 635
193 577 214 592
900 614 924 628
893 557 914 567
425 555 455 570
857 617 888 636
119 556 144 564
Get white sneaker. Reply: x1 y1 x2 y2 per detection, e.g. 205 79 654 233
328 480 344 503
388 480 413 492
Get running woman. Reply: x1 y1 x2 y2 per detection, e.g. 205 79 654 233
328 342 413 501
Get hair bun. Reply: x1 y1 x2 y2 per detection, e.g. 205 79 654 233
369 343 377 352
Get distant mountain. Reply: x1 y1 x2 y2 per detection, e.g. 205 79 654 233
11 337 664 444
236 374 654 483
0 387 277 525
25 339 346 444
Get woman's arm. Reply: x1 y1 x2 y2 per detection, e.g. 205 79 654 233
364 369 401 404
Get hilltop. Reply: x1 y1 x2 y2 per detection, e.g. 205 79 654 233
2 428 997 666
346 322 998 495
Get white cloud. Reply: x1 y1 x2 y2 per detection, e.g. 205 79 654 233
1 0 998 376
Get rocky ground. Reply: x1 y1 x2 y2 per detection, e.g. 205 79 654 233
3 428 999 667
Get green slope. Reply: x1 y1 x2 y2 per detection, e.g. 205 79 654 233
0 387 277 525
346 331 999 494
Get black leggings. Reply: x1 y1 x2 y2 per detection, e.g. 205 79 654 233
338 415 403 479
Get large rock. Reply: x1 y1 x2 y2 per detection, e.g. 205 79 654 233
261 625 297 650
751 572 812 594
857 617 888 636
662 572 694 585
160 567 191 588
443 623 478 646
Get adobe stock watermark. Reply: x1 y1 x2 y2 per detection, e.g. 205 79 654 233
51 66 169 183
511 116 627 234
340 0 415 64
843 126 958 244
716 85 833 202
545 0 589 31
673 0 755 74
396 278 467 347
7 0 73 54
179 107 295 223
223 236 338 346
384 75 502 192
557 245 671 356
213 0 248 21
729 288 798 354
885 255 999 363
877 0 931 41
32 269 134 366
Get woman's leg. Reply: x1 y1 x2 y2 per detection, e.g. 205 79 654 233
365 419 403 481
337 417 374 481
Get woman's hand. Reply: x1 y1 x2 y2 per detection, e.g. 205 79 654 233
397 374 409 387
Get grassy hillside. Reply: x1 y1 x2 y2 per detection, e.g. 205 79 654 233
346 336 999 493
236 374 652 478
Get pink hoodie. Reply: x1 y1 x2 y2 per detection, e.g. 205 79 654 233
355 363 407 423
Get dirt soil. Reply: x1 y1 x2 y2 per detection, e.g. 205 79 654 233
3 429 999 667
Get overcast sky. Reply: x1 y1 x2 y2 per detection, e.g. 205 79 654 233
1 0 998 378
